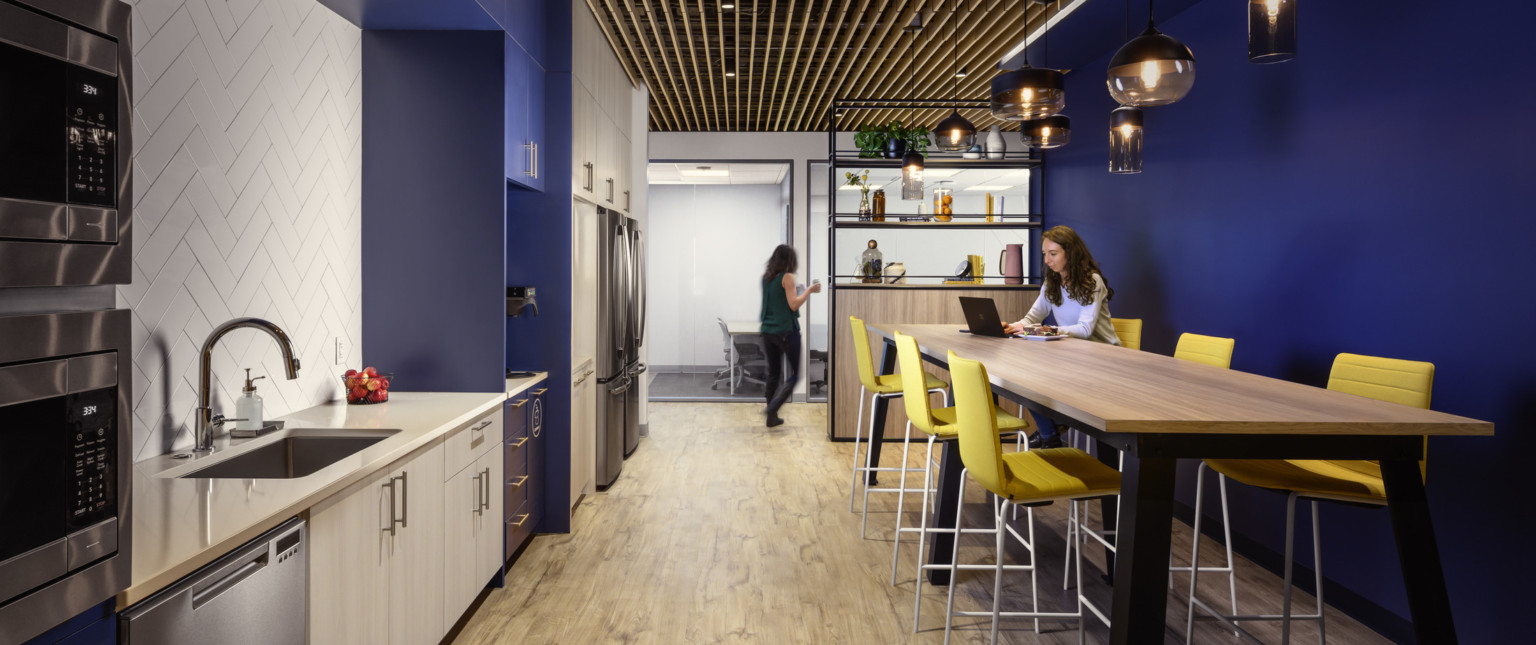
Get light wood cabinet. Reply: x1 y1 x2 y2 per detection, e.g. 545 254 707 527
570 360 596 504
572 84 597 198
309 442 444 645
443 410 507 629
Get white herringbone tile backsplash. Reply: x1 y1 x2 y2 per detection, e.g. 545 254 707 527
119 0 362 459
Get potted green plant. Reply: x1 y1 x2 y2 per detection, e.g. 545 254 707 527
853 125 888 159
901 124 932 158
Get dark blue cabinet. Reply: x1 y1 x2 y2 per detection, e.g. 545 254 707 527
505 39 545 191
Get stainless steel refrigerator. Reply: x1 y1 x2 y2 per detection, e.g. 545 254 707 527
623 224 646 458
595 208 633 488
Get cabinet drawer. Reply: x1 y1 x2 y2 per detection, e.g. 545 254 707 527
505 394 529 439
503 447 529 519
504 500 534 557
445 409 503 478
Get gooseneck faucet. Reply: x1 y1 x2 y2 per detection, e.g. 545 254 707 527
193 317 301 453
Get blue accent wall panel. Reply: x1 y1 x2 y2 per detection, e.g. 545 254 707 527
506 0 574 534
363 30 506 394
1045 1 1536 641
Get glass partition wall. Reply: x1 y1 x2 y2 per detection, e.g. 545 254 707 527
646 162 793 401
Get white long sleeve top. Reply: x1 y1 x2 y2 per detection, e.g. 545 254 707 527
1014 273 1122 345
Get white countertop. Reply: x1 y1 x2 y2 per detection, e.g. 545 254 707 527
120 391 506 607
506 372 549 397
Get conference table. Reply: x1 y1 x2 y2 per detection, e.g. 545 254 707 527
858 323 1492 644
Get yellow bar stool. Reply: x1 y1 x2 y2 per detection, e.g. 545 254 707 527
848 316 948 538
1111 317 1143 351
941 350 1120 644
1187 353 1434 644
890 333 1034 631
1161 333 1243 627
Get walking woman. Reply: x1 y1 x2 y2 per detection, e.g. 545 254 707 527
1004 225 1120 446
760 244 821 427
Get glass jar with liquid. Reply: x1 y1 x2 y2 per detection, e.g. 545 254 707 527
872 189 886 222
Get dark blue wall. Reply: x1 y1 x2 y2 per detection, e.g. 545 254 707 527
362 31 506 393
1045 1 1536 641
507 0 574 533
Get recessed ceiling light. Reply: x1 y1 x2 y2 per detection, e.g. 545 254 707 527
922 169 961 177
722 2 735 9
680 166 730 177
963 184 1014 191
725 71 736 77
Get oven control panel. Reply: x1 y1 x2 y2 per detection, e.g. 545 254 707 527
67 388 116 527
65 65 117 207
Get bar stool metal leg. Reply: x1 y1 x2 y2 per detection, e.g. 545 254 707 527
849 386 869 512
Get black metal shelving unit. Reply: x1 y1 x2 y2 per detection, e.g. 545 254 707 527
824 98 1046 441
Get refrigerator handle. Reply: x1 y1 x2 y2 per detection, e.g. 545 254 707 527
612 224 629 360
634 232 646 348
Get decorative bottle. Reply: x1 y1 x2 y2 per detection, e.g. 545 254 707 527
986 125 1005 160
859 240 884 284
871 189 886 222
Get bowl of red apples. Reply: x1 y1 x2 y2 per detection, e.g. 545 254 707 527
342 367 393 404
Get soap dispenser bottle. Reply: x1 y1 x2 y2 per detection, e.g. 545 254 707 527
235 368 266 432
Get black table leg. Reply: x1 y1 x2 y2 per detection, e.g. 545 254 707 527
1095 438 1120 576
862 340 898 486
1108 455 1178 645
926 439 965 585
1382 458 1458 643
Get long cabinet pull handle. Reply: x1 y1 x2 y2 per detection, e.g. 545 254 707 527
381 479 397 535
473 419 493 431
507 475 529 489
507 437 528 449
397 471 409 528
509 400 528 409
472 471 482 514
531 388 548 396
509 513 530 529
481 467 491 511
524 142 535 176
533 142 538 178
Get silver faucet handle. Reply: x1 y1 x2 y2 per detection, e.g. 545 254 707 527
210 414 247 429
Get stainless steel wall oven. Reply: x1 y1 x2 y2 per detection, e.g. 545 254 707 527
0 0 132 287
0 309 132 644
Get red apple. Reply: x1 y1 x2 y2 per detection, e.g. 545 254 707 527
363 366 378 377
343 368 358 377
350 385 368 400
366 379 381 391
376 378 390 391
367 389 387 403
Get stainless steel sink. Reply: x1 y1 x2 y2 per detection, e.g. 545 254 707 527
177 428 400 479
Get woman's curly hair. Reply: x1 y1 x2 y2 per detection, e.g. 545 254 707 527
1041 226 1114 307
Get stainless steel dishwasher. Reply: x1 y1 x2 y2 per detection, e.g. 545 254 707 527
120 517 306 645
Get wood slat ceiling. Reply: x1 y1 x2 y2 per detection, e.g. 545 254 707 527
587 0 1063 132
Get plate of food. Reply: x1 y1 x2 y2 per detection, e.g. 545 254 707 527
1019 326 1069 341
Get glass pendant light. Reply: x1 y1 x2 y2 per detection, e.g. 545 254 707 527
1023 115 1071 148
1020 2 1071 149
1107 0 1196 107
901 10 925 199
1249 0 1296 63
1109 106 1144 173
990 0 1065 121
935 0 976 152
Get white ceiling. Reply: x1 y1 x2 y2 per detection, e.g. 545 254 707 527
648 162 790 185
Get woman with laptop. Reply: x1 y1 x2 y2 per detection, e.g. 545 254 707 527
1004 225 1121 446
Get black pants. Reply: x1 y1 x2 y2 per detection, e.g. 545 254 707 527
761 330 801 418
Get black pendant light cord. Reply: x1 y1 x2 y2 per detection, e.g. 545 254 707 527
952 0 958 98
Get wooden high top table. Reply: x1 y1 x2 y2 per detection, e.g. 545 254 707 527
861 323 1492 644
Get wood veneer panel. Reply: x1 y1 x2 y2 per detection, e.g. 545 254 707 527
831 287 1040 440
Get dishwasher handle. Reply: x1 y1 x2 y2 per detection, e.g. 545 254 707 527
191 552 268 610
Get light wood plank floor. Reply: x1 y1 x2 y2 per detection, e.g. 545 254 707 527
454 403 1392 644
